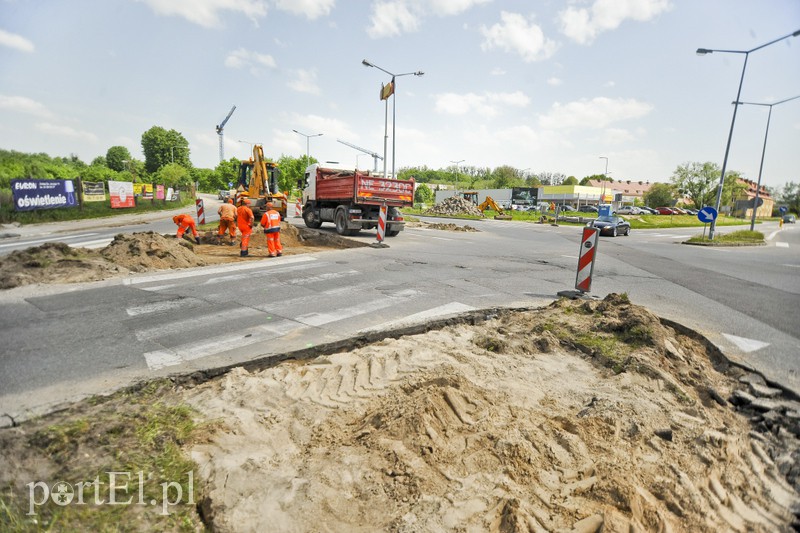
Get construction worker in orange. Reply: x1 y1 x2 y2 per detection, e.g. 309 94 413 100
236 198 255 257
173 214 200 244
217 198 237 246
260 201 283 257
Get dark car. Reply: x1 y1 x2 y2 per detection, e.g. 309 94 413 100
578 205 598 213
784 214 797 224
218 190 231 201
588 215 630 237
639 206 658 215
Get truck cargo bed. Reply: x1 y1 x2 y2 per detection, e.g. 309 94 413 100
316 169 413 206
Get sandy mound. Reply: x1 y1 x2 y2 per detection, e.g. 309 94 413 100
0 242 125 289
424 196 485 217
187 294 800 532
100 232 206 272
424 222 480 232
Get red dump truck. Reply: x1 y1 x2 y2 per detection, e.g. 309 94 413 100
299 164 415 236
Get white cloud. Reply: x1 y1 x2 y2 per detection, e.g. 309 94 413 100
367 1 420 38
604 81 616 87
602 128 635 144
0 29 34 53
35 122 98 142
480 11 559 62
435 91 530 118
366 0 488 38
136 0 268 28
0 95 53 118
547 77 563 86
224 47 276 75
287 68 321 95
274 0 334 19
559 0 672 45
294 113 359 140
539 97 653 129
490 68 506 76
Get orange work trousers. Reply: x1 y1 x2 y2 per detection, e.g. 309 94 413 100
266 232 282 256
238 225 252 251
218 218 236 238
177 219 198 238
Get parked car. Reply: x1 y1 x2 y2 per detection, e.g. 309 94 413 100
684 208 698 216
588 215 631 237
578 205 598 213
784 214 797 224
655 207 676 215
218 189 231 201
615 206 641 215
671 207 687 215
638 206 658 215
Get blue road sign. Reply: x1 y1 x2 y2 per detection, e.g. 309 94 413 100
698 206 718 223
780 205 788 214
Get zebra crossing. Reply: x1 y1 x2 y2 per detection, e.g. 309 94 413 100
123 256 471 371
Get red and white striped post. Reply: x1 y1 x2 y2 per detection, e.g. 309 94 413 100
295 198 302 218
575 227 599 293
376 204 388 243
195 198 205 225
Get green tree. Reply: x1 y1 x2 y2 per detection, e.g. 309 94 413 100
579 173 611 186
643 182 675 207
563 176 579 186
277 154 317 194
156 163 191 189
91 156 107 167
779 181 800 214
141 126 191 174
492 165 520 188
414 183 434 205
670 161 721 209
106 146 132 172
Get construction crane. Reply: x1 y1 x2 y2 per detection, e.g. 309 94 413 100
215 105 236 162
336 139 383 173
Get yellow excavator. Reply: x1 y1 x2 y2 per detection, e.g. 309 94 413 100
462 191 512 220
236 145 288 220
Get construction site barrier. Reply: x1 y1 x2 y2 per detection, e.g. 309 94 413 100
575 227 599 292
195 199 205 225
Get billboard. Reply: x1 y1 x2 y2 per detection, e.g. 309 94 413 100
511 187 538 205
133 183 154 198
108 180 135 208
11 179 78 212
155 184 165 200
82 181 106 202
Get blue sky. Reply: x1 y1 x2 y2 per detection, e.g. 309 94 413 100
1 0 798 189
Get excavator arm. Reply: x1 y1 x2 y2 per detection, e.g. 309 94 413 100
477 196 512 220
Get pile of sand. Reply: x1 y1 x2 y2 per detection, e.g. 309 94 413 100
424 196 485 218
424 222 480 232
0 242 124 289
186 294 800 532
100 232 206 272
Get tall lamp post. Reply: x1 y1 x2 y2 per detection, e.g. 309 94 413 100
238 139 258 156
362 59 424 178
599 156 609 203
450 159 464 193
292 129 323 163
696 29 800 240
734 95 800 231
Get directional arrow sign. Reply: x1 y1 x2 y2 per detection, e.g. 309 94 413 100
698 206 718 223
780 205 788 214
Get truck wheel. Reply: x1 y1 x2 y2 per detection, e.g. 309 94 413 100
385 229 400 237
303 207 322 229
334 208 349 236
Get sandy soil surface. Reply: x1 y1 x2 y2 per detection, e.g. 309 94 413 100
184 295 800 532
0 224 365 289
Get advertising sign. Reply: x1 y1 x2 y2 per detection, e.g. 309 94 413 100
166 187 174 202
108 180 135 209
136 183 154 199
511 187 538 205
155 185 165 200
82 181 106 202
11 179 78 212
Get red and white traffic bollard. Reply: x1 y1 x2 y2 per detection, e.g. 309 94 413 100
575 227 599 292
195 199 205 225
295 198 302 218
376 205 387 243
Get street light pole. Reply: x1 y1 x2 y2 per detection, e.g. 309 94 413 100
696 29 800 240
450 159 464 193
292 129 323 163
238 139 258 156
733 95 800 231
362 59 424 178
599 156 608 202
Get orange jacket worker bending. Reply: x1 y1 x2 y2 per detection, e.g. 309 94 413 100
217 199 237 245
236 199 255 257
260 202 283 257
173 214 200 244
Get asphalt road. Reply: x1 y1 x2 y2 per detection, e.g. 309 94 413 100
1 204 797 421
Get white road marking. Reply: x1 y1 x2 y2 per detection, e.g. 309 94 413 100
284 270 360 285
776 242 789 248
123 255 316 285
135 307 254 341
767 229 780 241
69 238 114 249
143 320 304 370
202 262 322 285
293 289 419 327
722 333 770 354
0 233 99 248
140 284 178 292
360 302 476 333
126 298 203 316
781 264 800 268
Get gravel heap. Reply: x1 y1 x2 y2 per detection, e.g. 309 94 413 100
423 196 484 217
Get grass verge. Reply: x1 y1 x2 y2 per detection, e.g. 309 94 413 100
685 229 765 245
0 380 214 532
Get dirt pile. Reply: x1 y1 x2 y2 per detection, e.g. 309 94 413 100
0 242 124 289
100 232 207 272
186 294 800 532
424 196 484 217
423 222 480 232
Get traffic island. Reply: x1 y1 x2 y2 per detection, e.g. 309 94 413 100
683 230 766 247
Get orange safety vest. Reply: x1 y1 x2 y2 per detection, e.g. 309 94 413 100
261 209 281 234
